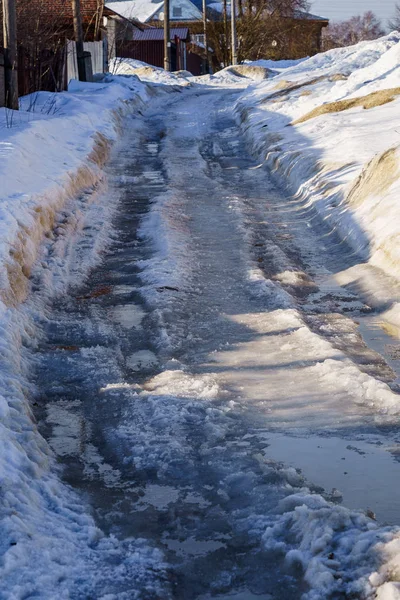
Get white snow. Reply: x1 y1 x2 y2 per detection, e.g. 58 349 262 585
244 57 308 72
236 32 400 331
110 57 192 85
106 0 162 23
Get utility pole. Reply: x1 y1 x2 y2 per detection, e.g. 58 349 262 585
163 0 171 71
71 0 87 81
231 0 237 65
202 0 209 74
2 0 19 110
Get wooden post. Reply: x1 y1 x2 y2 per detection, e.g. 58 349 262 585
71 0 87 80
231 0 237 65
202 0 209 74
163 0 171 71
2 0 19 110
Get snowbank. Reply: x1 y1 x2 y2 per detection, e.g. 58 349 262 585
0 75 151 306
259 492 398 600
236 33 400 327
244 57 308 72
110 57 192 86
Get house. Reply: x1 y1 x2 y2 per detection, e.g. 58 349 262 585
106 0 328 70
106 0 208 73
117 25 205 73
281 11 329 56
106 0 209 72
119 27 187 68
1 0 146 95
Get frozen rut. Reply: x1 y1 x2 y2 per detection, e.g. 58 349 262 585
30 87 400 599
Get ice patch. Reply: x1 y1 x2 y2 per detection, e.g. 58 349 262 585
126 350 158 371
138 484 180 509
247 267 293 307
109 303 145 329
46 399 84 457
163 536 226 557
112 284 137 295
143 369 220 399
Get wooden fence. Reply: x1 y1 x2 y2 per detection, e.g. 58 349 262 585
0 39 106 103
18 45 68 96
67 40 106 82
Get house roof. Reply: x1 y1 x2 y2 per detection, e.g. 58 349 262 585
133 26 190 40
106 0 202 23
292 10 329 22
106 0 163 23
104 5 145 28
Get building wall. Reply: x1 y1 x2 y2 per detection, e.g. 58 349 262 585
36 0 102 21
281 19 327 57
152 0 202 22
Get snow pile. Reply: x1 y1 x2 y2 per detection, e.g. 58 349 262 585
110 57 192 86
244 57 308 72
0 76 149 307
259 492 398 600
219 64 272 81
236 33 400 324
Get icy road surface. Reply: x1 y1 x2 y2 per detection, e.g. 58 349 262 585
32 88 400 598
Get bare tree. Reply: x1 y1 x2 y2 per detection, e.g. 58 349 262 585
207 0 313 68
388 3 400 31
322 11 385 50
0 0 71 94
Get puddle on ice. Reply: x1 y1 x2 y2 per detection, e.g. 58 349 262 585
261 432 400 525
109 304 145 329
136 484 180 510
182 491 212 508
46 400 85 457
358 315 400 385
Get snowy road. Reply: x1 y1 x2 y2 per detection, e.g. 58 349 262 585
31 87 400 598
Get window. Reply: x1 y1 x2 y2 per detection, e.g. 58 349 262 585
173 7 182 17
193 34 205 45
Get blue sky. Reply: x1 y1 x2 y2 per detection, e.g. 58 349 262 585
310 0 397 25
